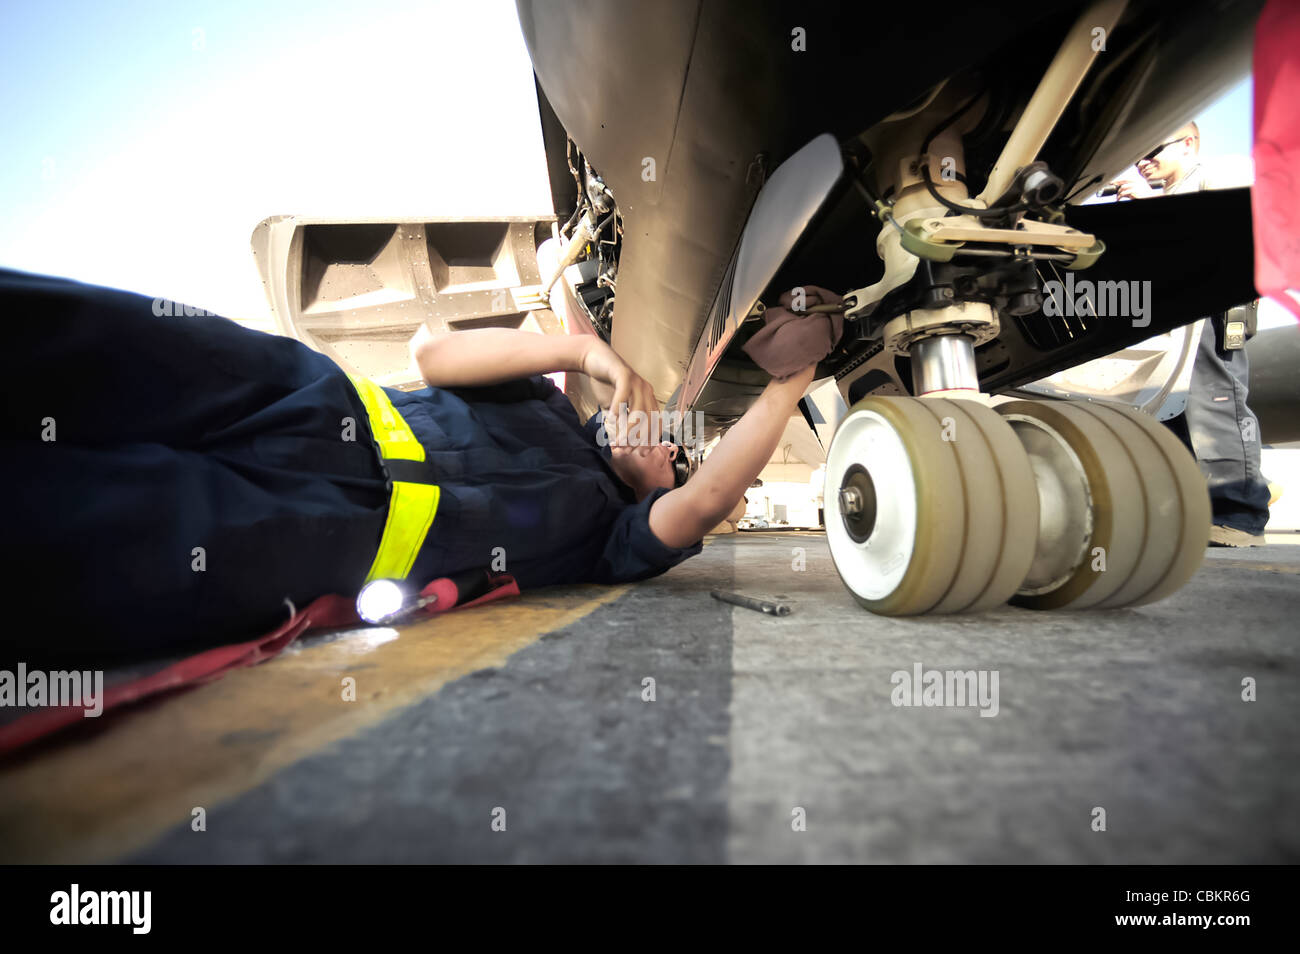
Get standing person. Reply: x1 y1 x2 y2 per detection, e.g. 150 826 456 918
1111 122 1271 546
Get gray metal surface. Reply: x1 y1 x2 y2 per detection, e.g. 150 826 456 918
910 334 980 395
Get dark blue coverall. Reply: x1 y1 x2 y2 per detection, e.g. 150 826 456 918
1 270 700 662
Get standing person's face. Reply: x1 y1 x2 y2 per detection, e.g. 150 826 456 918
1136 134 1196 184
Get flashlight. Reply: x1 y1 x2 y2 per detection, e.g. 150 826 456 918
356 579 438 624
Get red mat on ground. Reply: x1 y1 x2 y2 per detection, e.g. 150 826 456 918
0 572 519 756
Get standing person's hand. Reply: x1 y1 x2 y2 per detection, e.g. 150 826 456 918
1112 177 1156 200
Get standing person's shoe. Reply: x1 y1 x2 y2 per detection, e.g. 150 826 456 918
1209 525 1266 547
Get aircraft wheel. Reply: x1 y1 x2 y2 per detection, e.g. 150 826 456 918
996 400 1210 610
824 396 1038 615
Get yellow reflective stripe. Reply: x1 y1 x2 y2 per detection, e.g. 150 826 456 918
345 372 441 582
346 373 425 462
365 480 440 583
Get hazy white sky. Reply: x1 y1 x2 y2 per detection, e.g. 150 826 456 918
0 0 553 324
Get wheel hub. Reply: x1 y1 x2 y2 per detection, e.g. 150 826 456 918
1002 414 1093 596
838 465 878 543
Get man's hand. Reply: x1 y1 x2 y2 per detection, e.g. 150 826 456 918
581 337 660 444
1111 177 1156 200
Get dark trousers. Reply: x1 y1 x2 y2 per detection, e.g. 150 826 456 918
1166 317 1271 535
1 271 390 663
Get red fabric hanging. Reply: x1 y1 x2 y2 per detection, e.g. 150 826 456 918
1252 0 1300 318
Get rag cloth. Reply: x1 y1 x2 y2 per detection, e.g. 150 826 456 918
742 285 845 380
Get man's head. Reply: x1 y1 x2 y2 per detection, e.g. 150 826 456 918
1136 121 1199 186
608 439 681 500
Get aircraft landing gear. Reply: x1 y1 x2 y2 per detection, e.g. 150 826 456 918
822 0 1206 615
824 389 1211 616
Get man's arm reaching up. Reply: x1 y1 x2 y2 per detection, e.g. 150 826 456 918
411 325 659 427
411 325 586 387
648 364 818 548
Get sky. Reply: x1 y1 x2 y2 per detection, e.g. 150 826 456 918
0 4 1286 328
0 0 553 325
1185 75 1253 167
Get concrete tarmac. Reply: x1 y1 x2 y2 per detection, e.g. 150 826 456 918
2 533 1296 863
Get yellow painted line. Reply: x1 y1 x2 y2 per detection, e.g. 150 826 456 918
0 584 627 864
1206 560 1300 575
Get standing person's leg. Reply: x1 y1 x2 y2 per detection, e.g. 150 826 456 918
1183 317 1271 541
